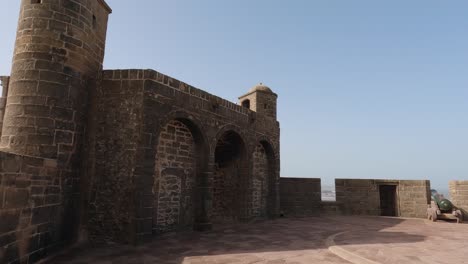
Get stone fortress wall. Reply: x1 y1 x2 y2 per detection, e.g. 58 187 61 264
88 69 280 244
335 179 430 218
449 181 468 218
1 1 468 264
0 0 112 263
280 178 321 216
280 178 432 219
0 1 280 262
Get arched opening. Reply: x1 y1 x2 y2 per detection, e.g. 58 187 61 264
241 99 250 109
213 130 248 222
252 140 278 218
153 118 208 233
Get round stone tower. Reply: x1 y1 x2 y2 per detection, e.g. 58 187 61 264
0 0 112 160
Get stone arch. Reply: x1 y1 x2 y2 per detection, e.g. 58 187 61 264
153 111 209 233
156 111 210 164
211 124 251 154
253 136 279 218
212 125 250 222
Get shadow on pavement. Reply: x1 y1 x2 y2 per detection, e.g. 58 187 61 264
48 216 427 264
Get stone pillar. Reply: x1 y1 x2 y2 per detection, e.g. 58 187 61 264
194 171 213 231
0 0 111 160
449 181 468 218
239 165 252 221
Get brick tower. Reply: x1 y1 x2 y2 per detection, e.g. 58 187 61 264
0 0 112 161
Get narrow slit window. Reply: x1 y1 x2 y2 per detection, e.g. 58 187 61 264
31 0 42 4
92 15 97 29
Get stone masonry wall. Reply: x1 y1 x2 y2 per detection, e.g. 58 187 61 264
251 143 269 218
0 0 281 262
0 152 70 263
336 179 380 216
279 178 321 217
255 92 277 120
212 164 241 222
398 180 430 218
1 0 111 158
320 201 344 216
154 120 196 233
86 77 144 243
0 1 112 262
97 69 280 243
449 181 468 218
336 179 430 218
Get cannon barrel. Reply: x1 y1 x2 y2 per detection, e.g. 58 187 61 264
431 194 454 212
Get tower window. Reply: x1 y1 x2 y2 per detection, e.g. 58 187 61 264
264 104 268 109
31 0 42 3
92 15 97 28
242 99 250 109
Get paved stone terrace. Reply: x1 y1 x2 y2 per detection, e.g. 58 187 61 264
46 216 468 264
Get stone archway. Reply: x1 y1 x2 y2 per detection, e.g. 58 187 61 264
212 130 249 222
153 117 208 233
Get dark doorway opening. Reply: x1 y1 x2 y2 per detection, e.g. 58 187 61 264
379 185 397 216
213 131 248 223
241 99 250 109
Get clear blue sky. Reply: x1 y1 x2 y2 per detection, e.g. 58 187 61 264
1 1 468 192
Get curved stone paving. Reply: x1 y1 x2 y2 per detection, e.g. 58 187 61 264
329 217 468 264
47 216 468 264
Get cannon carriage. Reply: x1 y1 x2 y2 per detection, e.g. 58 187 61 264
427 193 463 223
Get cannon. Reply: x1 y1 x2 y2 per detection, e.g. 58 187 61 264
427 192 463 223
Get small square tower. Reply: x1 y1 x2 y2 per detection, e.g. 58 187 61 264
239 83 278 119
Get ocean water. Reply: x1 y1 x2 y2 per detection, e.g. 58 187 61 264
320 187 451 201
435 189 449 199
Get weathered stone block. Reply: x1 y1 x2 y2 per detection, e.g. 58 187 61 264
4 189 29 209
0 211 20 233
1 157 21 173
31 206 53 225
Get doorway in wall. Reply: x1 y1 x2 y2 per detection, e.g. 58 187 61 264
213 131 248 223
379 185 398 216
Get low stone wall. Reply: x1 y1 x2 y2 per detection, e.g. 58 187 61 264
0 151 76 264
398 180 431 218
336 179 381 216
279 178 321 216
449 181 468 218
335 179 430 218
320 201 344 216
